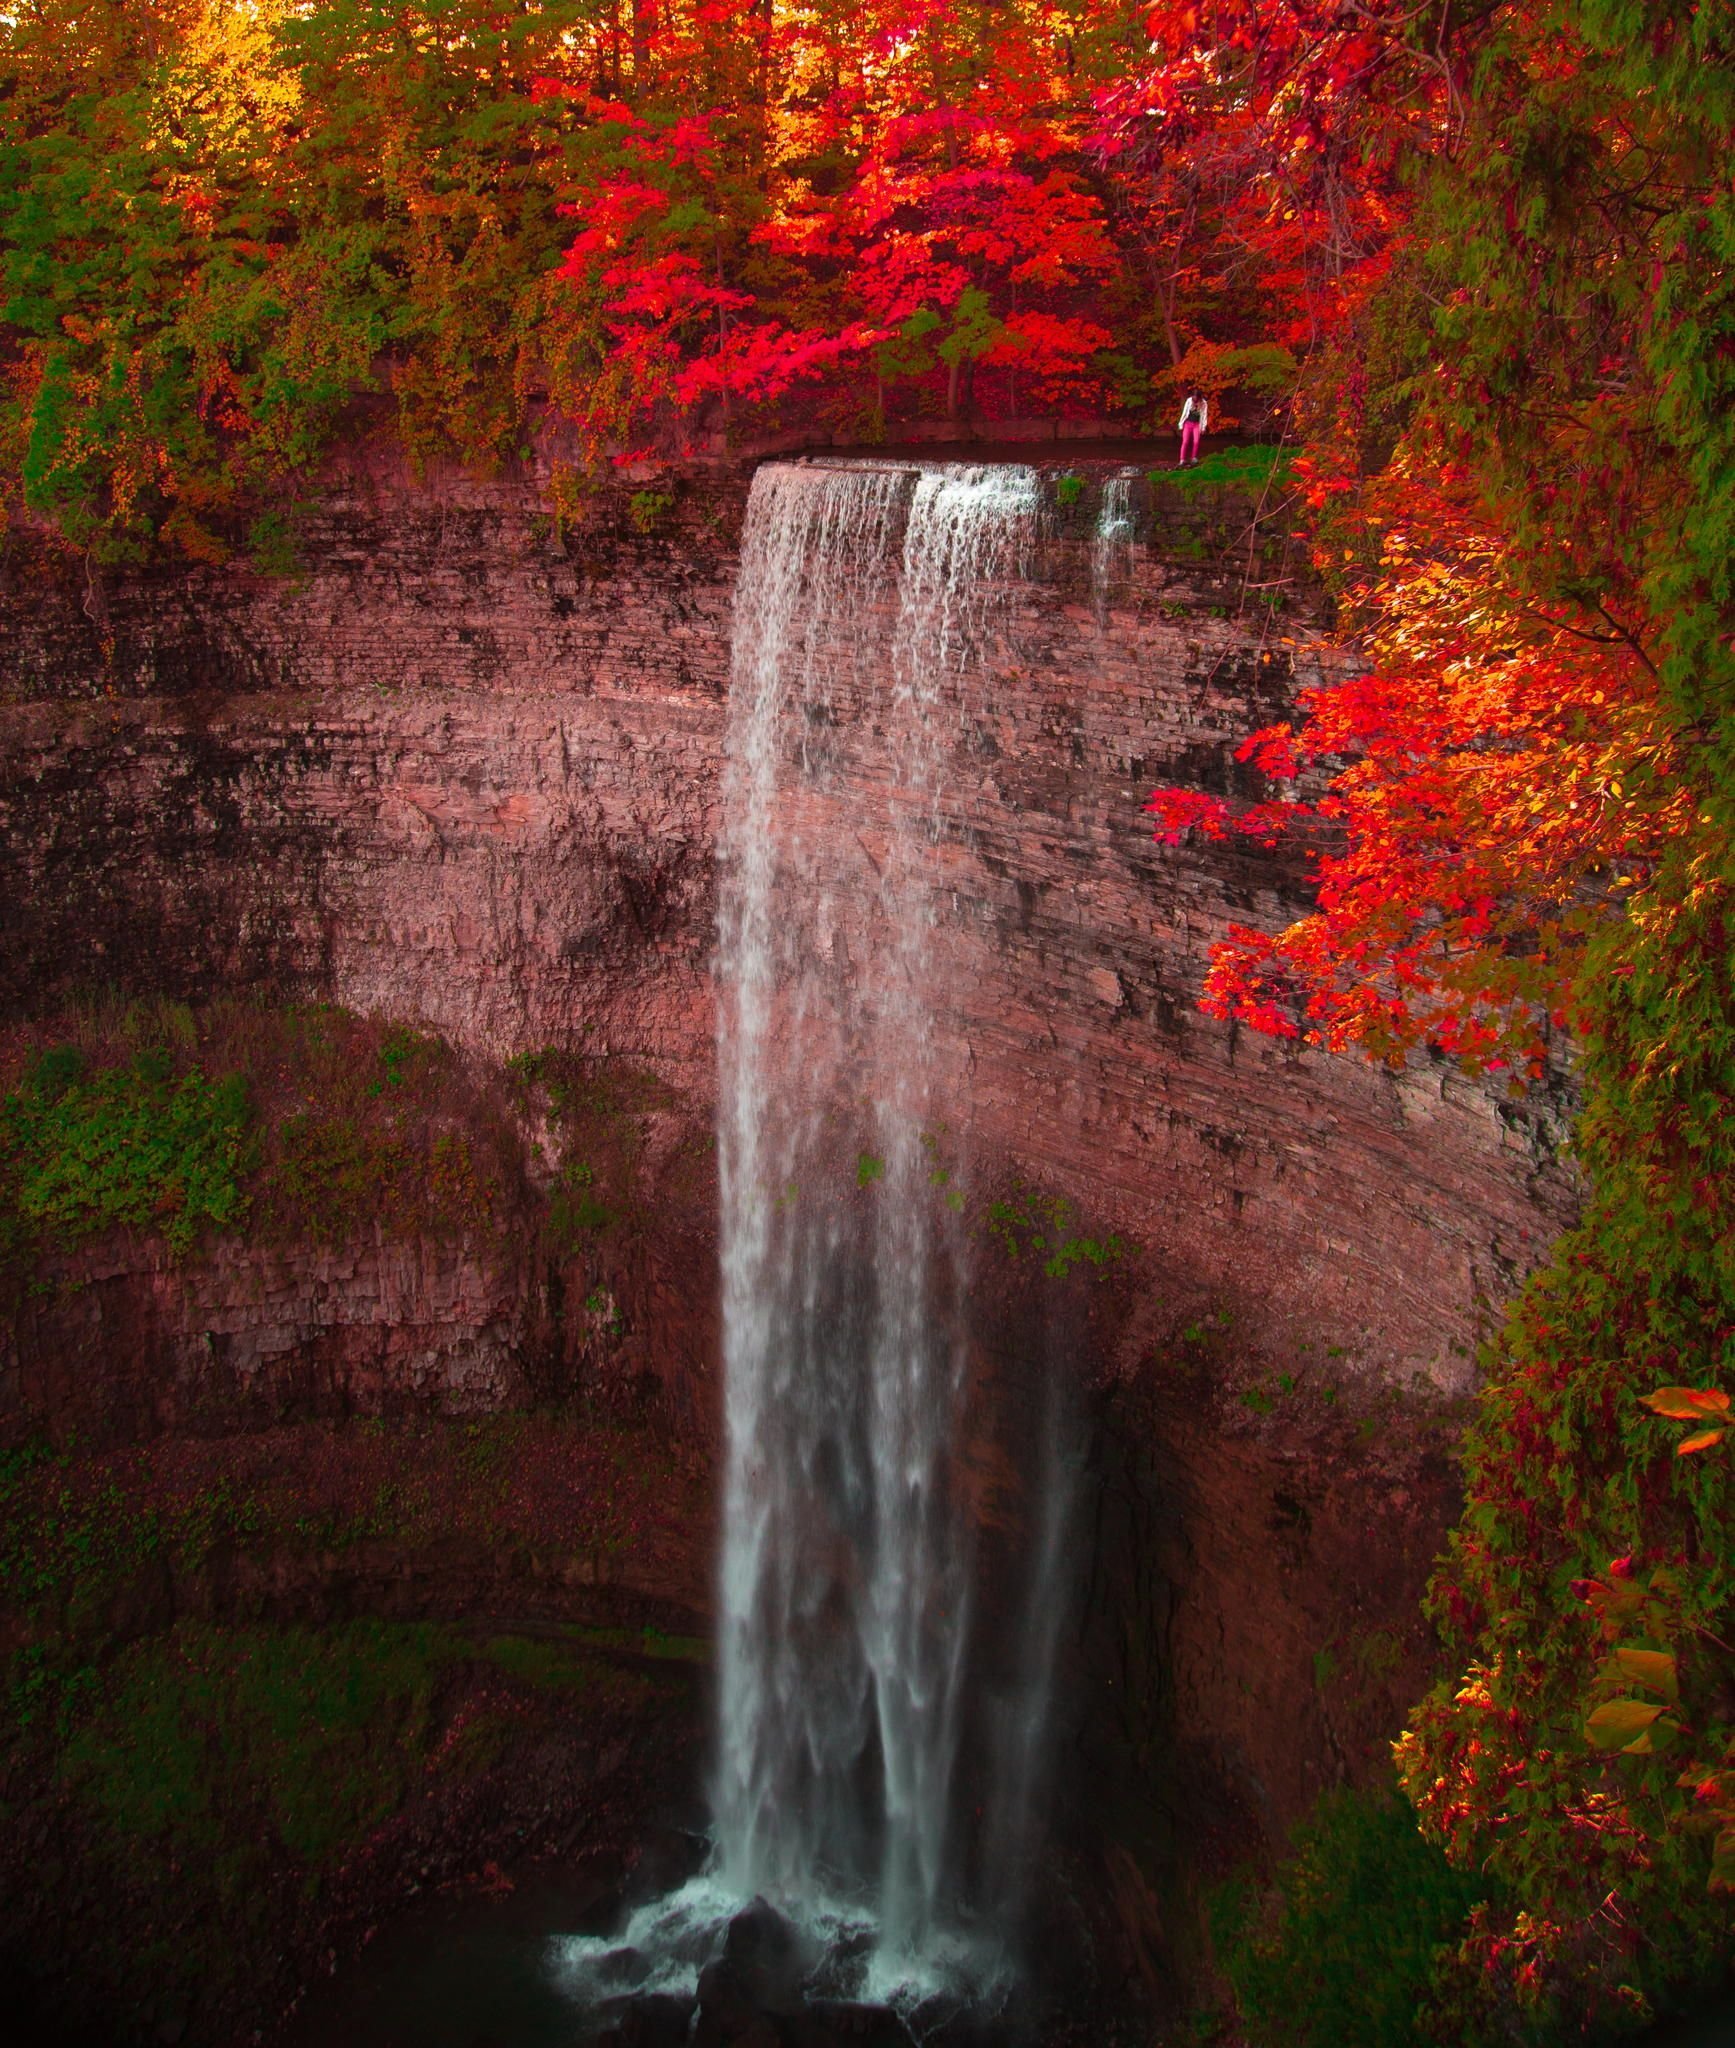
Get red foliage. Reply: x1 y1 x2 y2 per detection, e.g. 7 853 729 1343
532 1 1218 448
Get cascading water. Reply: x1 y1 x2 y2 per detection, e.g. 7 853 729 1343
552 458 1066 2020
716 457 1039 1986
1091 469 1137 617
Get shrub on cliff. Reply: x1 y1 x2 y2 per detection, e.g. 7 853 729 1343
0 1043 251 1257
1211 1786 1485 2048
1137 0 1735 2035
0 1002 515 1266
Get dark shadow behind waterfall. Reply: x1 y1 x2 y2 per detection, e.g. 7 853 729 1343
981 1362 1087 1939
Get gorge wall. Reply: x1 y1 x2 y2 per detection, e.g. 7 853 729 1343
0 457 1586 2033
0 454 1577 1397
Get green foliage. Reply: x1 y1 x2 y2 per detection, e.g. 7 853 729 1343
504 1045 683 1278
1160 6 1735 2031
626 488 674 534
266 1110 409 1242
0 2 1256 552
1053 471 1085 507
583 1283 623 1338
856 1151 887 1188
0 1005 517 1272
549 1165 614 1241
1217 342 1298 394
1155 442 1293 499
0 1408 708 2027
0 1444 263 1730
368 1025 424 1095
1383 850 1735 2033
1210 1787 1487 2048
63 1619 445 1868
246 506 306 581
0 1 614 556
38 1615 648 1967
558 1622 707 1665
985 1181 1123 1278
0 1045 251 1257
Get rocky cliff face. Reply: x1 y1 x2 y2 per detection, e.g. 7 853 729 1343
0 1019 720 1453
0 455 1583 2030
0 455 1574 1394
6 1229 535 1444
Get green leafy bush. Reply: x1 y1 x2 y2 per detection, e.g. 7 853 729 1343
1211 1787 1486 2048
0 1045 251 1256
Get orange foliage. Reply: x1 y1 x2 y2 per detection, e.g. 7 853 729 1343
1150 447 1694 1072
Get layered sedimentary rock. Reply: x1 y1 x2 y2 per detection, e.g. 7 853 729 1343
0 457 1585 2005
4 1230 535 1444
0 455 1574 1392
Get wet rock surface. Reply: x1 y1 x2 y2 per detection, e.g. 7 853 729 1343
597 1901 920 2048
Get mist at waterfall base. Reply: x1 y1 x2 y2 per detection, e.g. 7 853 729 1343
548 461 1092 2032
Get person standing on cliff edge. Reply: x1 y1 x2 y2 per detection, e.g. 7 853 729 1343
1177 392 1208 466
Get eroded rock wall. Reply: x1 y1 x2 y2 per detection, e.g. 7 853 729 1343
0 456 1574 1392
3 1230 536 1443
0 471 730 1079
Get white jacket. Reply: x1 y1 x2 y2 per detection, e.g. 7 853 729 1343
1178 395 1209 430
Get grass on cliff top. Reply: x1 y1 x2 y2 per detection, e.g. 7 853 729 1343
1150 441 1294 499
0 998 522 1265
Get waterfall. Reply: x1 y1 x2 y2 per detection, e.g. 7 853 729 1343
715 460 1037 1981
551 457 1063 2015
1091 468 1137 615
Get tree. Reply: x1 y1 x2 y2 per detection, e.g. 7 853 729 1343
1141 2 1735 2030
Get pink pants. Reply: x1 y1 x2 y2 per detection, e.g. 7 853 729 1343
1180 420 1202 463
